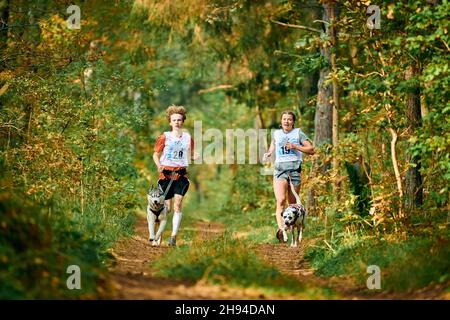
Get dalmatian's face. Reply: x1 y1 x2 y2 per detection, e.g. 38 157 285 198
147 185 164 207
283 206 299 227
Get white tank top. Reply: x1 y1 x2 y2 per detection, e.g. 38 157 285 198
273 128 302 163
159 131 191 167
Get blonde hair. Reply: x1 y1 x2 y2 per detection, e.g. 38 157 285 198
166 105 187 122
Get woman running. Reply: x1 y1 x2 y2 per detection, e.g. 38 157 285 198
263 110 315 243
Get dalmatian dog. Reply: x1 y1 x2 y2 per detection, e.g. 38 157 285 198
282 178 307 247
147 184 168 246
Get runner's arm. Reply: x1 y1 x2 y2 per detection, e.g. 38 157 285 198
153 151 163 172
263 139 275 160
267 139 275 155
154 135 165 172
288 140 315 155
285 129 315 155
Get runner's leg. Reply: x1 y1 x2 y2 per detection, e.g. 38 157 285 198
273 179 288 229
172 194 184 237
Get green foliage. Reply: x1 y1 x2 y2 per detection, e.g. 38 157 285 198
305 229 450 292
0 167 117 299
0 0 143 298
215 164 277 243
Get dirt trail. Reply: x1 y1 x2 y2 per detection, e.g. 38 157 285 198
107 216 448 300
254 241 448 300
108 217 277 299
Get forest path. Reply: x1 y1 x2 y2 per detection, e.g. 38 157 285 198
107 216 278 299
253 238 448 300
107 216 447 300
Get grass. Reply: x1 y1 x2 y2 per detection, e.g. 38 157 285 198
56 197 135 252
1 196 104 298
0 175 135 299
216 207 277 243
304 224 450 292
152 231 335 298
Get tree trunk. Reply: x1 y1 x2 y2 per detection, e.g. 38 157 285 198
404 64 423 213
255 104 265 130
308 2 334 215
0 0 10 70
313 74 333 151
328 2 340 199
313 3 333 152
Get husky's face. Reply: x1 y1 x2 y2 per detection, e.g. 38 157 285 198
283 206 299 226
147 185 164 207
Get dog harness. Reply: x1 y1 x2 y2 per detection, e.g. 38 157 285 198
148 168 179 223
149 206 165 222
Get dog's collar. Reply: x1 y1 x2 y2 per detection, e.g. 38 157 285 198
289 204 304 210
149 206 164 216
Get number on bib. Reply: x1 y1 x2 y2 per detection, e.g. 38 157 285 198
279 146 293 155
173 150 183 159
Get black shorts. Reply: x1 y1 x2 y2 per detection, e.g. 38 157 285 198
158 176 190 200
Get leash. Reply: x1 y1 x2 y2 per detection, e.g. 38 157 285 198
275 163 302 179
162 170 177 201
149 169 181 223
287 172 303 207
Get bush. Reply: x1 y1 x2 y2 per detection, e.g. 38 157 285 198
0 165 133 299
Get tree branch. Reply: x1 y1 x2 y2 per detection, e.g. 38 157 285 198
270 19 321 34
197 85 233 94
388 127 404 219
